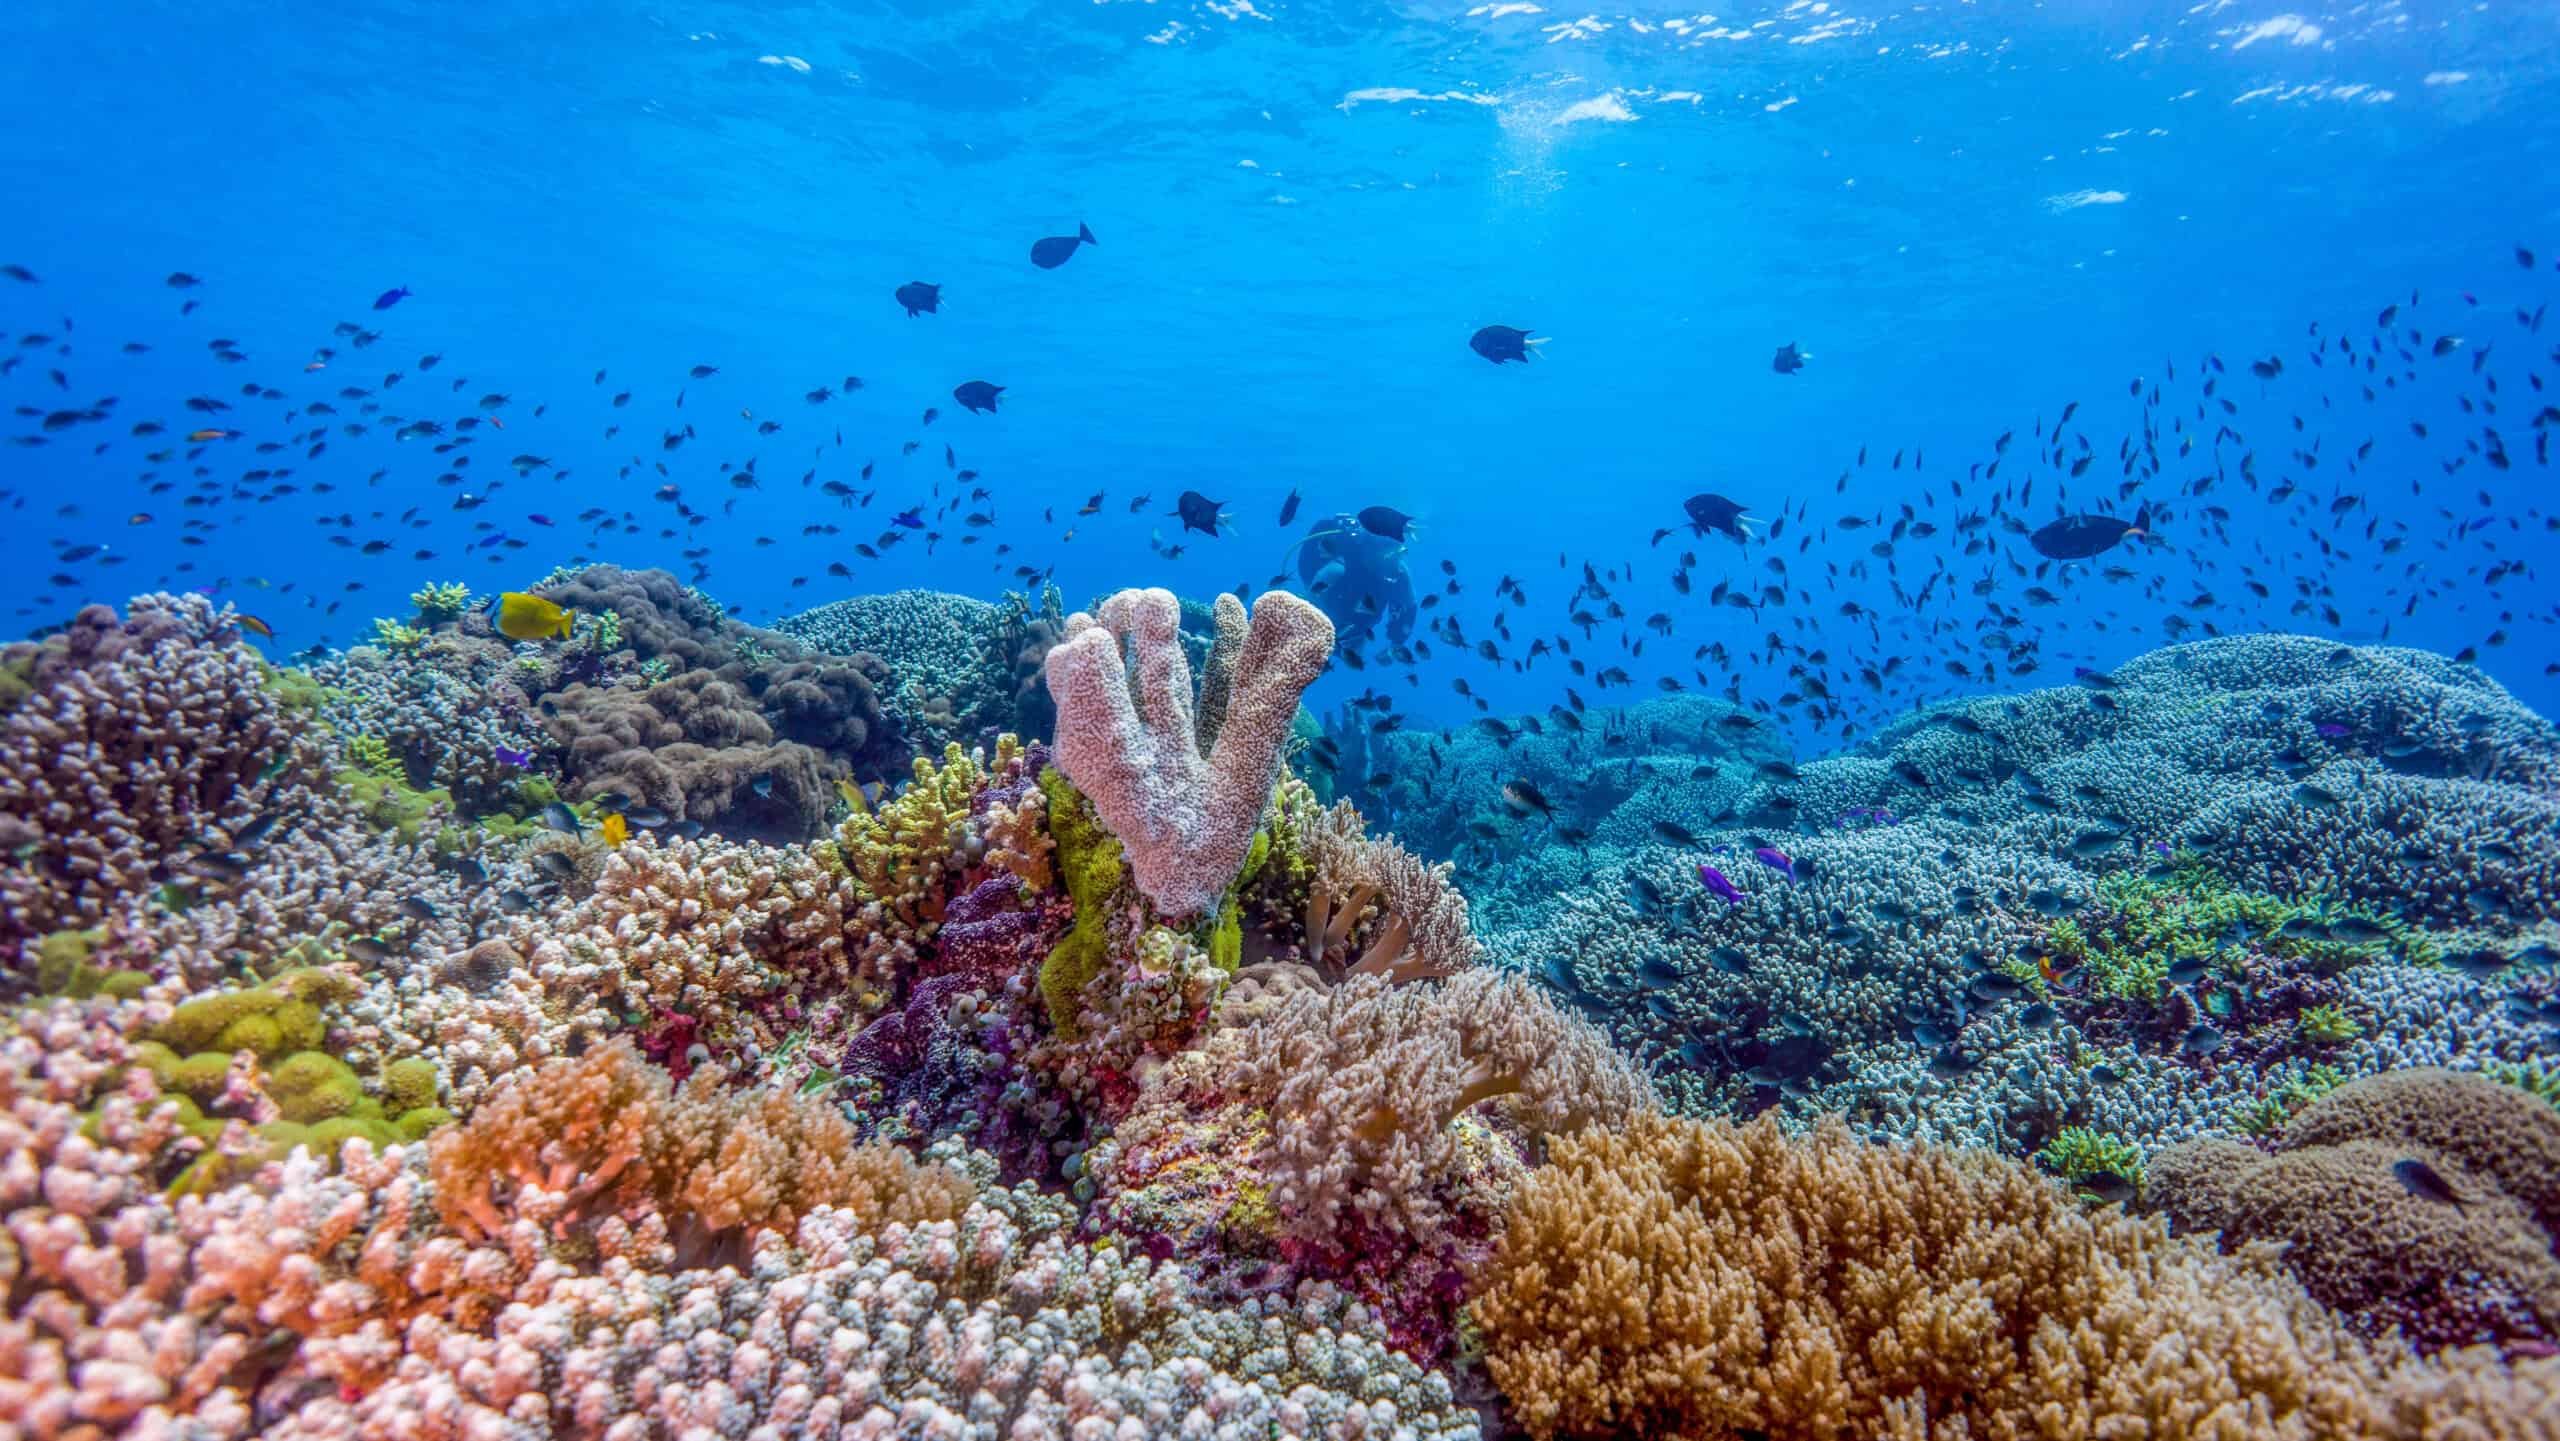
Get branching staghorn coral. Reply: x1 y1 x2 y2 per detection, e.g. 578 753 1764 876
1469 1108 2560 1441
428 1037 973 1267
1043 587 1333 918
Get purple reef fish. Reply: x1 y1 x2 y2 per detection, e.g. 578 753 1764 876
1698 863 1744 906
493 744 532 770
1752 846 1795 882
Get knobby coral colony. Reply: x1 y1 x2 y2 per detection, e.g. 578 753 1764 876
2 586 2558 1441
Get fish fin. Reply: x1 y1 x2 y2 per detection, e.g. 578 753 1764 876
1078 222 1096 245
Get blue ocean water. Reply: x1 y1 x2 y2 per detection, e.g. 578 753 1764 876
3 0 2556 740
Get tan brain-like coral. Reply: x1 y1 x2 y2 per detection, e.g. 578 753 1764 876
1469 1109 2560 1441
429 1038 972 1265
2149 1067 2560 1351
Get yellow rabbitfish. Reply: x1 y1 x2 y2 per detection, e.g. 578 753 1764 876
600 812 629 846
491 591 575 642
834 776 871 816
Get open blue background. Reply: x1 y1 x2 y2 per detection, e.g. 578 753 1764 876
3 0 2554 743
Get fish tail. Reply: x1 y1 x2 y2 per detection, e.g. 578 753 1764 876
1078 222 1096 246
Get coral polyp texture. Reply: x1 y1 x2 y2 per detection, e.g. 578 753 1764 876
2 586 2556 1441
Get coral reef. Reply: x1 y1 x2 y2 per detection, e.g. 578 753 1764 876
6 581 2556 1441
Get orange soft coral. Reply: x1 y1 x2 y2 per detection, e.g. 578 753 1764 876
428 1039 971 1267
1469 1109 2560 1441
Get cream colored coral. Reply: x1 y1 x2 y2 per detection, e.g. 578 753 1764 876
1286 777 1480 982
1193 969 1653 1245
1470 1109 2560 1441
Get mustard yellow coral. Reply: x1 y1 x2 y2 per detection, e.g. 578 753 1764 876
834 738 1018 928
1469 1109 2558 1441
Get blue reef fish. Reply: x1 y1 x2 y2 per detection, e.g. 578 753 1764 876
894 281 941 316
953 380 1004 414
1772 341 1807 374
493 744 531 770
372 285 410 310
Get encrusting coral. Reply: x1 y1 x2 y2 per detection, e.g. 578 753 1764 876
2149 1067 2560 1353
1044 586 1334 918
1469 1108 2560 1441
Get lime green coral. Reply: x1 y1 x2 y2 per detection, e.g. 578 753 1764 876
2231 1062 2350 1136
408 580 473 625
2035 1126 2145 1187
31 928 149 1000
370 617 427 653
2056 861 2424 1005
343 733 404 783
2488 1058 2560 1110
1039 766 1129 1034
2294 1003 2363 1045
337 767 451 844
834 739 1020 928
259 663 341 717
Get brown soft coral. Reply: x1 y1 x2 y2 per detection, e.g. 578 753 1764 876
1470 1109 2560 1441
428 1038 972 1267
529 565 903 839
2149 1067 2560 1353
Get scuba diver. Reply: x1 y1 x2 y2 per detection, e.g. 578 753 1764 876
1288 512 1418 649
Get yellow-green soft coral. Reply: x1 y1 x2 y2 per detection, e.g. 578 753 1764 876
337 767 451 844
31 928 150 1000
343 733 405 783
835 738 1018 926
409 579 473 625
370 617 428 653
2035 1125 2145 1188
1038 765 1129 1034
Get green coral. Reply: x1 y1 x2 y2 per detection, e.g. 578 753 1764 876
268 1052 366 1124
2231 1062 2350 1136
147 969 355 1057
2294 1003 2364 1045
2035 1125 2146 1187
337 767 451 844
408 580 473 626
1038 766 1129 1034
0 653 33 715
259 663 340 717
2058 861 2423 1005
2487 1058 2560 1110
637 655 673 683
32 928 148 999
343 733 404 783
585 608 622 652
380 1056 441 1114
370 617 428 653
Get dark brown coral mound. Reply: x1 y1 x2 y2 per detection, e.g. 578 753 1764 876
2149 1067 2560 1354
530 566 903 840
